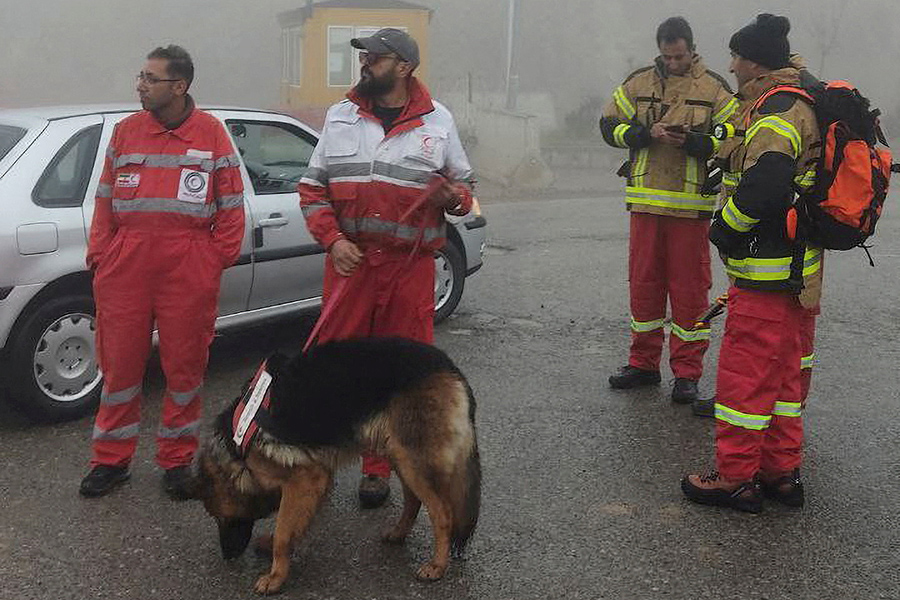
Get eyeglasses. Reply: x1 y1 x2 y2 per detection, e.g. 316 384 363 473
357 51 401 66
136 72 181 85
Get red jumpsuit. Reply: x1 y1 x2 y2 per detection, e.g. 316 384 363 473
299 79 474 477
86 101 245 469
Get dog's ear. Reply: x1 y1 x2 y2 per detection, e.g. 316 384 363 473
264 352 290 378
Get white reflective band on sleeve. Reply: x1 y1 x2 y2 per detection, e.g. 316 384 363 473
233 371 272 447
713 97 739 124
745 116 802 159
613 86 636 120
613 123 630 147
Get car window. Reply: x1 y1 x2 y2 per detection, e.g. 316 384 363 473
226 120 315 195
32 124 102 208
0 124 27 162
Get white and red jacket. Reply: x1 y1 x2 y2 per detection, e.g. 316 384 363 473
299 78 474 254
87 101 245 269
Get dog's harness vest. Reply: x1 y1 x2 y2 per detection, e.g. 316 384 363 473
232 361 273 456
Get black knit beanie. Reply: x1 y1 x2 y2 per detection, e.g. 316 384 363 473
729 13 791 69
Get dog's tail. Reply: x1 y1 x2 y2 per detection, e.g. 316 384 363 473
450 379 481 557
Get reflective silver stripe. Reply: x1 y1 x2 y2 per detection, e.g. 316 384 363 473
630 316 665 333
372 161 432 185
302 167 329 186
158 420 200 439
328 162 371 179
216 194 244 209
96 183 113 197
115 153 216 172
801 353 815 370
773 401 803 418
613 86 636 120
671 323 710 343
113 198 215 218
214 154 241 170
714 404 771 430
625 188 716 211
101 384 141 407
613 123 630 147
93 423 140 441
803 247 823 276
725 257 792 281
721 198 758 233
301 202 331 218
339 217 445 243
713 97 739 124
169 386 201 407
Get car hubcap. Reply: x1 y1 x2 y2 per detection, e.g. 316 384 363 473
33 313 101 403
434 252 454 311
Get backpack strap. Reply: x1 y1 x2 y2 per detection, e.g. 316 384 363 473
743 85 814 129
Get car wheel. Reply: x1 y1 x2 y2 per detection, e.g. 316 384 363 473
8 295 102 422
434 242 465 323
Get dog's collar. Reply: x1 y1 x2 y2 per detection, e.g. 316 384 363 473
232 360 273 457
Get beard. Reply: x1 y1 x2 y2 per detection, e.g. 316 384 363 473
355 67 396 98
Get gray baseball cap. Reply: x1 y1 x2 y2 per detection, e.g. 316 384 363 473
351 28 420 67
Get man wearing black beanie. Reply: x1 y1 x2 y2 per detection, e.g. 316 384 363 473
681 14 824 513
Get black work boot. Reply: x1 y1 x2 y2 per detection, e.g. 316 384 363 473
608 365 661 389
681 470 763 514
163 466 198 501
358 475 390 509
79 465 130 498
692 396 716 418
671 378 699 404
759 469 804 507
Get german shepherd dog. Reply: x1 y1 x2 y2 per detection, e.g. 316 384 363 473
196 337 481 594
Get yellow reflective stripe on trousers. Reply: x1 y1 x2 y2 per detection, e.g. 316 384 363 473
632 149 649 188
801 353 815 370
713 97 739 124
685 156 699 194
745 116 802 158
614 86 636 120
613 123 630 147
721 197 759 232
631 316 665 333
803 247 823 276
626 187 716 211
773 401 803 418
671 322 710 342
725 256 792 281
715 403 772 430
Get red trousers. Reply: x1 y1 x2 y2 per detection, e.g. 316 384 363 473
90 229 221 469
317 250 434 478
715 286 807 481
628 213 711 380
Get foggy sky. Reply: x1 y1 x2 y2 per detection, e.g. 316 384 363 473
2 0 897 131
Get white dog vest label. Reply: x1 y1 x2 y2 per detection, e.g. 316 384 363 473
233 370 272 447
178 169 210 203
116 173 140 188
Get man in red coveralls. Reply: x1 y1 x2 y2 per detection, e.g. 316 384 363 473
298 29 474 508
79 45 245 499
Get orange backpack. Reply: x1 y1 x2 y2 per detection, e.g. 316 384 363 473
749 81 894 253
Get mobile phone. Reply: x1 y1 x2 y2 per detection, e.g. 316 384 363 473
664 124 686 133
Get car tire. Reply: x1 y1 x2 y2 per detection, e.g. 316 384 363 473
434 242 465 324
7 295 102 422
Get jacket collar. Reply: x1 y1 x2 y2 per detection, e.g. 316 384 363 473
738 67 801 106
347 77 435 135
145 94 197 140
653 54 707 80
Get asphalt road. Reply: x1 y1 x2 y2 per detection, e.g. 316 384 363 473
1 189 899 600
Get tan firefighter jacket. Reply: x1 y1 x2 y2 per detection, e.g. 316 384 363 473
601 55 737 218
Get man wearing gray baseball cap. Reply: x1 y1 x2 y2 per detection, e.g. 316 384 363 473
299 28 478 509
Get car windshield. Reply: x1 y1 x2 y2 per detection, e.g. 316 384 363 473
0 124 27 162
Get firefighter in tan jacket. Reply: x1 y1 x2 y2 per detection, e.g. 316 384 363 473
600 17 737 403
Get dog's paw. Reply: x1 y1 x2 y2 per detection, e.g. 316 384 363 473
254 572 286 595
415 561 447 581
381 527 408 544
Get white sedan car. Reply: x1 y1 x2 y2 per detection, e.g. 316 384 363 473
0 105 486 421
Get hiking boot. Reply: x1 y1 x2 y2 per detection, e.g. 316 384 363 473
608 365 661 389
79 465 130 498
163 466 198 501
692 396 716 418
759 469 804 507
681 470 763 514
358 475 390 509
671 378 700 404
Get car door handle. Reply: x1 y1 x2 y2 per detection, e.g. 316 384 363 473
259 213 288 228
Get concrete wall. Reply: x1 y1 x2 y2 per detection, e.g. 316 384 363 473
468 106 553 188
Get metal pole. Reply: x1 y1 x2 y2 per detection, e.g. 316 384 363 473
504 0 519 111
